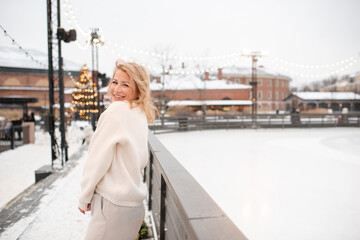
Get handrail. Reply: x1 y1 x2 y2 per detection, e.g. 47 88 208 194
150 113 360 132
146 131 247 239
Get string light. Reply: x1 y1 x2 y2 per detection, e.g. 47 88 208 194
269 56 358 79
61 4 360 77
1 24 48 69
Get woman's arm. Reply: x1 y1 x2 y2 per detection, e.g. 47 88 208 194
78 102 129 210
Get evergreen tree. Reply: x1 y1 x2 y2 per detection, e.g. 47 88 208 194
71 64 98 120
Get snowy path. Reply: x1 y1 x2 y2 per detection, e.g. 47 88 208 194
157 128 360 240
0 154 90 240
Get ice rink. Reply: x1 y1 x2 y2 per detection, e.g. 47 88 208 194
158 128 360 240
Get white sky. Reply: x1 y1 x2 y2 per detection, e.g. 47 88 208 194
1 0 360 87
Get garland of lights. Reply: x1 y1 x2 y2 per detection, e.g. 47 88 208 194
0 24 93 89
1 25 48 69
64 0 359 78
268 54 359 78
62 0 360 79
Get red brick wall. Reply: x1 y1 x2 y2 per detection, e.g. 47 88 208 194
151 88 251 101
224 75 291 111
0 73 76 88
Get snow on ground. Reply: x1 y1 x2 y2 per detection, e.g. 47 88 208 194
0 122 90 209
0 153 90 240
157 128 360 240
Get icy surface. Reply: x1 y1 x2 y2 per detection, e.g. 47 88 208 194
157 128 360 240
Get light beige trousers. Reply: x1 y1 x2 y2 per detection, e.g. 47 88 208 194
84 193 145 240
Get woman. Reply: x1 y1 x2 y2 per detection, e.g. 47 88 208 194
78 60 156 240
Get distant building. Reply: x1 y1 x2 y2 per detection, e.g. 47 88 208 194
284 92 360 112
211 66 292 112
320 72 360 94
150 74 252 115
0 46 81 120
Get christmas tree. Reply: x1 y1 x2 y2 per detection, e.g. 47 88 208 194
71 64 98 120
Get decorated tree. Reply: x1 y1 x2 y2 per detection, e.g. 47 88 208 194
71 64 98 120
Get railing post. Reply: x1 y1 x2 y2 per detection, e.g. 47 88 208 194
148 152 154 211
160 175 166 239
10 126 15 149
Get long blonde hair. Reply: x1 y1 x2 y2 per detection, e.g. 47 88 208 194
107 60 157 123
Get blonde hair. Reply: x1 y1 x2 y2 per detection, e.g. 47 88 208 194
107 60 157 123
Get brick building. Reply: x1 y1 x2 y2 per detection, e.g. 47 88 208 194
212 66 292 112
0 47 81 120
150 74 252 115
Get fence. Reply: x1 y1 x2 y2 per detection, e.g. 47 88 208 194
145 132 247 239
150 112 360 133
0 125 30 153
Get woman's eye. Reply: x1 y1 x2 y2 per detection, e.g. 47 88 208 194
123 84 129 87
112 81 118 84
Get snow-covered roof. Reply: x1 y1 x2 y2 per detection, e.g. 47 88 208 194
0 46 82 71
213 66 291 79
167 100 252 106
150 75 251 91
0 86 74 93
292 92 360 100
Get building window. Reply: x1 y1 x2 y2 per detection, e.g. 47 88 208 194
275 92 279 100
247 79 251 84
235 78 240 84
249 91 252 100
268 91 272 99
258 104 262 110
275 79 279 87
258 79 262 86
258 91 262 99
268 79 272 87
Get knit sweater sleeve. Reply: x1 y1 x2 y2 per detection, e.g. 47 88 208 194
78 102 129 210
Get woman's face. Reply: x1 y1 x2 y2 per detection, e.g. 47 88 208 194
109 69 138 102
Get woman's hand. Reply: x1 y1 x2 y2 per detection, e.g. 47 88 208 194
78 204 91 214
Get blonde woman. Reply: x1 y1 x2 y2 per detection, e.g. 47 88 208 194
78 60 156 240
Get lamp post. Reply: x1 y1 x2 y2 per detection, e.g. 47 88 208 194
242 49 269 127
54 0 76 166
90 28 104 123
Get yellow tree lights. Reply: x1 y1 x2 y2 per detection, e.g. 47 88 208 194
71 64 98 120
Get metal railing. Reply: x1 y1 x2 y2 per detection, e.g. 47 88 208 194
145 132 247 240
150 113 360 133
0 125 29 153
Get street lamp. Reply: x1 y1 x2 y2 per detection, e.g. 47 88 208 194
242 49 269 127
90 28 104 124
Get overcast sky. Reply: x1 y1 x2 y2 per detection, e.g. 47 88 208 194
1 0 360 87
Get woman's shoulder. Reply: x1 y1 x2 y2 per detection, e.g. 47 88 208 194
104 101 131 115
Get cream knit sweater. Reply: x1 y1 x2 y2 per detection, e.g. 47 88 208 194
78 101 148 210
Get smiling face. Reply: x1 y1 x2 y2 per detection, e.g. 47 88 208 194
109 69 138 102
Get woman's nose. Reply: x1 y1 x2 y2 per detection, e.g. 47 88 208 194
114 84 122 92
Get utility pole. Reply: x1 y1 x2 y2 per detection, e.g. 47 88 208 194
46 0 57 166
242 50 269 127
56 0 67 166
46 0 76 167
90 28 104 122
250 55 258 125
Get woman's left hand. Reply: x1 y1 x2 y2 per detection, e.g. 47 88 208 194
78 204 91 214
